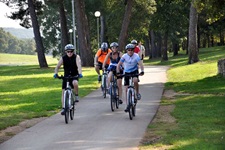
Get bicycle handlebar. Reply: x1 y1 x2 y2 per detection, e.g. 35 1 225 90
57 75 79 80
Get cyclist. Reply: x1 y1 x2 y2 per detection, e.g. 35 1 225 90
53 44 83 115
131 39 141 58
103 42 123 104
116 43 144 112
94 42 112 81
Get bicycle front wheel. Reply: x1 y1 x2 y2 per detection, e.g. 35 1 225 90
103 75 107 98
64 90 70 124
110 85 115 112
127 89 133 120
70 94 75 120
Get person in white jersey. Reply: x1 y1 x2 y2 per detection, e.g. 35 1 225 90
116 43 144 112
138 41 145 63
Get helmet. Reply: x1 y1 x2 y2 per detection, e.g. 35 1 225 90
131 40 138 44
101 42 108 51
64 44 74 51
125 43 135 50
110 42 119 48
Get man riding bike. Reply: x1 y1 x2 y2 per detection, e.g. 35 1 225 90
54 44 83 115
116 43 144 112
94 42 112 81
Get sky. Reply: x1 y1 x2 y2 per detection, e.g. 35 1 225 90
0 2 23 28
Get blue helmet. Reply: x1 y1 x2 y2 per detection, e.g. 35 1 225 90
101 42 108 51
125 43 135 50
64 44 74 51
110 42 119 48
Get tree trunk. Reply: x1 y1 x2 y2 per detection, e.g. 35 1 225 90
28 0 48 68
100 16 107 43
188 1 199 64
161 31 168 61
218 58 225 76
150 30 157 58
118 0 133 52
173 42 179 56
156 32 162 57
75 0 93 66
59 0 69 51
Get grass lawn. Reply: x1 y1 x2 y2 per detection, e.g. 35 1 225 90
140 46 225 149
0 53 99 130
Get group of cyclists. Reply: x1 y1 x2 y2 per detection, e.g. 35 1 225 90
54 40 145 114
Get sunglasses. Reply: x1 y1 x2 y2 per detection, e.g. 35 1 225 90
127 49 134 51
66 50 74 53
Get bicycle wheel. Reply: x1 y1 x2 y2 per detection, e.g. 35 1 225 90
132 100 136 117
128 89 133 120
115 85 119 109
110 85 115 111
64 90 70 124
103 75 107 98
70 94 75 120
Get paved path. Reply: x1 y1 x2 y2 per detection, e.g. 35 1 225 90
0 66 168 150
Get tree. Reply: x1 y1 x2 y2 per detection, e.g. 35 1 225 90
75 0 93 66
28 0 48 67
118 0 134 52
7 0 48 68
188 1 199 64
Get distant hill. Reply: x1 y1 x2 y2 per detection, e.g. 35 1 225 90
3 27 34 39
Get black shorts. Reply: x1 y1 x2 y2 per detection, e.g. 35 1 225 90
62 77 79 89
124 70 139 86
97 61 109 70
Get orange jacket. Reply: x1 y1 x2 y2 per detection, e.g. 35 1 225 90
96 49 112 64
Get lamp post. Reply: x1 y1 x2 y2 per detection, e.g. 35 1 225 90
69 29 73 43
94 11 101 48
71 0 76 54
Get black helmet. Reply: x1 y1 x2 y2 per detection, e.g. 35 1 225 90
64 44 74 51
101 42 108 51
125 43 135 50
131 40 138 45
110 42 119 48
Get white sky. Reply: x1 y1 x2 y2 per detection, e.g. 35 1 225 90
0 2 23 28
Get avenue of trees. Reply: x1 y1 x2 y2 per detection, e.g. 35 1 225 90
0 28 36 54
3 0 225 68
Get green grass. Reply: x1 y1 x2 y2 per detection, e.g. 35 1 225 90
140 46 225 149
0 53 99 130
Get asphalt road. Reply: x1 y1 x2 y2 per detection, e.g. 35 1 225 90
0 65 168 150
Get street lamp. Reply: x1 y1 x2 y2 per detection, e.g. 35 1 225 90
69 29 73 43
71 0 76 54
94 11 101 48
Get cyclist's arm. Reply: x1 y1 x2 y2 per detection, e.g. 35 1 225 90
103 53 110 69
94 51 100 66
54 57 63 74
76 55 82 74
117 61 123 73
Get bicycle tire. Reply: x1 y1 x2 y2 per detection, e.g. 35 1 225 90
103 75 107 98
132 102 136 117
64 90 70 124
110 85 115 111
70 94 75 120
128 89 133 120
115 85 119 109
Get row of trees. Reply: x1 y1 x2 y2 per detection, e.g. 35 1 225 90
0 28 36 54
4 0 225 68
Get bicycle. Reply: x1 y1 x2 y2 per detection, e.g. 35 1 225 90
101 69 108 98
57 75 78 124
123 74 139 120
109 73 119 111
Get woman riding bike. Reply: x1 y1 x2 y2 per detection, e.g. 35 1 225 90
103 42 123 104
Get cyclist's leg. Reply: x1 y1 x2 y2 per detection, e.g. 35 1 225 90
72 79 79 102
95 62 103 81
107 71 113 88
117 78 123 103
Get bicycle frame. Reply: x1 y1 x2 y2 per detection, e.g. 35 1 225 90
101 70 108 98
58 75 78 124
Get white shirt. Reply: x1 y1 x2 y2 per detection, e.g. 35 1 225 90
120 53 141 73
